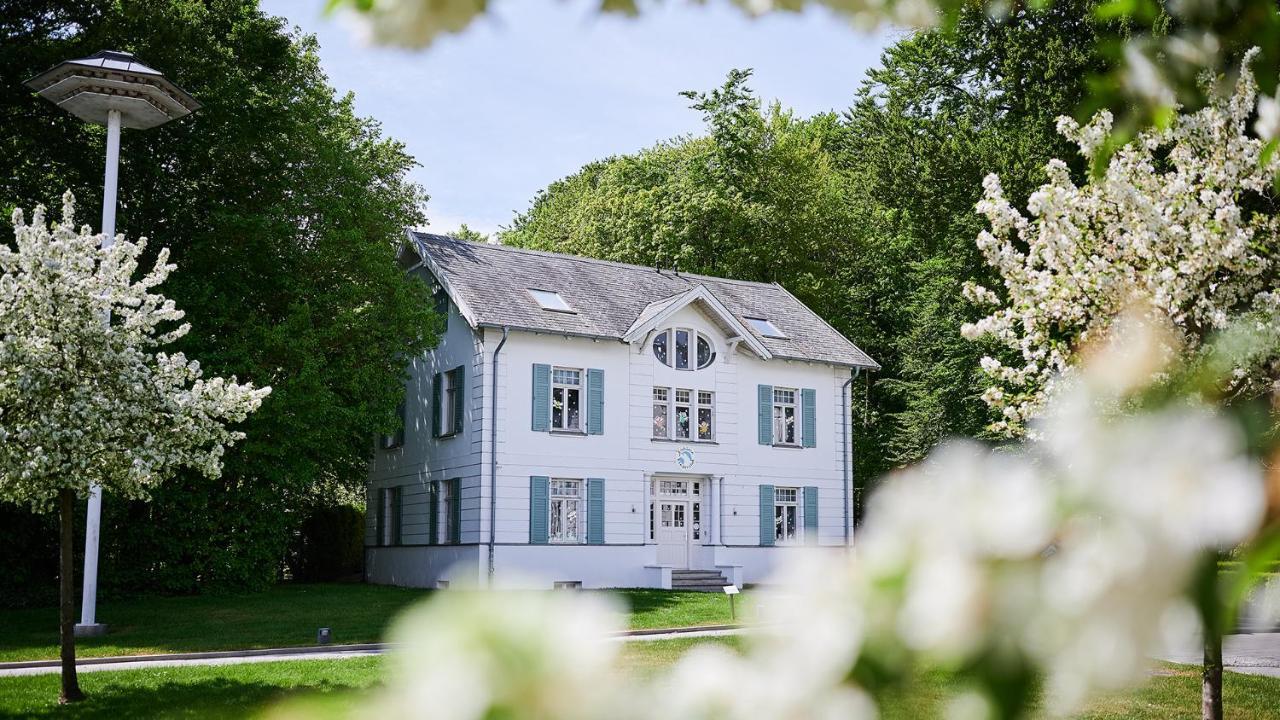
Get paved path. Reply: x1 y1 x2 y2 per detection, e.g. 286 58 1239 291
0 626 747 677
1160 633 1280 678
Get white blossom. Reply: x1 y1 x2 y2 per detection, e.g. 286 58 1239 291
964 50 1280 436
0 194 270 510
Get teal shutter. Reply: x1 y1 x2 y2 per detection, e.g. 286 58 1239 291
427 483 439 545
586 369 604 435
391 488 402 546
452 365 466 435
431 372 442 437
586 478 605 544
531 364 551 432
529 476 549 544
449 478 462 544
757 385 773 445
801 388 817 448
803 486 818 544
759 484 775 546
376 488 387 547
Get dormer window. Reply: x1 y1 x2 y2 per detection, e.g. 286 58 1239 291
653 329 716 370
528 288 574 313
745 316 785 338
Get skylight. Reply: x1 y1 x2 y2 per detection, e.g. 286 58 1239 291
528 288 575 313
745 316 786 338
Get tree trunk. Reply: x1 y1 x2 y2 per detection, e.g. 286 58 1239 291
58 488 83 703
1202 626 1223 720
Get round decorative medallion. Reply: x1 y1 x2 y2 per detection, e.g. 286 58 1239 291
675 447 695 469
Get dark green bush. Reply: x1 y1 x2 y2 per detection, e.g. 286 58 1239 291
288 506 365 582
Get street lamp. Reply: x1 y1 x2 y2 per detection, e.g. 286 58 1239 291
25 49 200 637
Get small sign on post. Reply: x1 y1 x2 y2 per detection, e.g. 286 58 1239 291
723 584 740 621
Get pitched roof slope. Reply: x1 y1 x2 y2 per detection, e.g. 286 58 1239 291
409 231 879 370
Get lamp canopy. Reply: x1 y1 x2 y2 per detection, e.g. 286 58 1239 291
25 50 200 129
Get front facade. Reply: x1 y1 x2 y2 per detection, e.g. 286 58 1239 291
365 233 879 589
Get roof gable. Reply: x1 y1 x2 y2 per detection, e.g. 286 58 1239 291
622 285 771 360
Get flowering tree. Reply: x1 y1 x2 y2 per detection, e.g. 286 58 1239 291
962 50 1280 436
962 52 1280 718
0 194 270 703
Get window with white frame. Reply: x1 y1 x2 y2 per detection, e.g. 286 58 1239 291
439 369 459 435
774 486 800 543
436 481 451 544
772 387 798 445
652 328 716 370
651 387 715 441
697 391 714 441
652 388 669 438
745 316 786 338
551 367 583 432
549 478 584 543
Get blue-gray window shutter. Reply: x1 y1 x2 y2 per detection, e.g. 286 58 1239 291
529 476 549 544
586 369 604 435
427 483 439 546
391 487 402 546
376 488 387 547
587 478 605 544
759 484 775 546
452 365 466 435
449 478 462 544
803 486 818 543
431 372 442 437
801 388 817 448
531 364 551 432
757 384 773 445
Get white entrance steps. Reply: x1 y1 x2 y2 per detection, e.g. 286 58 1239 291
671 569 732 592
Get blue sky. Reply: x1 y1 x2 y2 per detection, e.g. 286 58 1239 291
259 0 899 235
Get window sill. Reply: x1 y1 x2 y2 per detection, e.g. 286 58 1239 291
651 438 718 445
549 429 587 437
772 443 803 449
435 431 460 440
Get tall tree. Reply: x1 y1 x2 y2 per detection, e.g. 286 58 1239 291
502 1 1112 486
1 0 437 596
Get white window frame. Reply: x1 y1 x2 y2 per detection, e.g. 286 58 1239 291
436 480 452 545
652 387 669 439
380 487 399 546
439 369 459 436
774 486 801 544
745 316 786 338
528 288 575 313
652 328 716 370
551 367 584 432
772 387 799 446
651 386 715 442
549 478 585 544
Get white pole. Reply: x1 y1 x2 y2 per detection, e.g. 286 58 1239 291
77 108 120 634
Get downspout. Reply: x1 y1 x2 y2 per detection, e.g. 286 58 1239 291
842 368 861 549
487 327 509 584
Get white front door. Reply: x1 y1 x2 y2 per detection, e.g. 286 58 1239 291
657 500 689 567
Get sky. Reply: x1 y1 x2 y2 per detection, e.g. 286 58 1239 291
259 0 900 236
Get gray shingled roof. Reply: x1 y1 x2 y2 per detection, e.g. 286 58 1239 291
409 231 879 370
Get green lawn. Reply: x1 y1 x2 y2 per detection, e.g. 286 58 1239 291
2 642 1278 720
0 584 748 663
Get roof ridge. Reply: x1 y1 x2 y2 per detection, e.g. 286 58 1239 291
410 231 780 290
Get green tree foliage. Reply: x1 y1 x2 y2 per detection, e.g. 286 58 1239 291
0 0 437 596
502 0 1112 486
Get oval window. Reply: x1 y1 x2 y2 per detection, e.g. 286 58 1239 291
653 331 668 365
696 335 715 369
654 329 716 370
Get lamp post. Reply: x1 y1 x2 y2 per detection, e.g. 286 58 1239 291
25 50 200 637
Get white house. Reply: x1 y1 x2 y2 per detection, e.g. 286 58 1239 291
364 232 879 590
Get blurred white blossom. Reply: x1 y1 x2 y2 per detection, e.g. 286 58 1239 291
0 194 270 510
